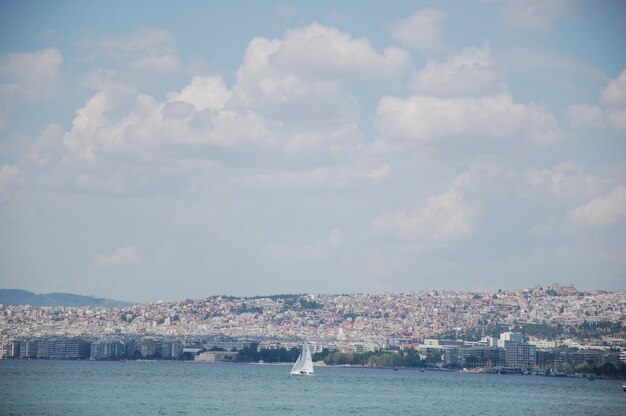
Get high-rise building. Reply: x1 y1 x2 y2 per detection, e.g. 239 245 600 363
91 340 125 359
504 341 536 367
497 332 523 348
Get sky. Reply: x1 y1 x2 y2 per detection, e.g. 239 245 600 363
0 1 625 303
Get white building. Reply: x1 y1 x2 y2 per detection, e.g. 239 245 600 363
497 332 523 348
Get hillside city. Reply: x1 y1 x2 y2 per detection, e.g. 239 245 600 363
2 284 626 375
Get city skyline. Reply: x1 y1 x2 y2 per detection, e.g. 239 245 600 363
1 1 625 303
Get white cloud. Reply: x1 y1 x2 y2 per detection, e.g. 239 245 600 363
568 186 626 227
0 48 63 101
29 124 66 166
390 9 446 54
0 165 21 197
567 69 626 133
371 187 472 241
63 84 157 159
600 69 626 108
64 23 406 163
97 28 181 73
93 246 142 267
167 76 231 112
412 42 503 97
500 0 573 30
0 48 63 130
229 35 358 128
272 23 411 78
62 73 253 160
375 92 563 144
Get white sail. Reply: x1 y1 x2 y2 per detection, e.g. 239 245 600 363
290 341 314 375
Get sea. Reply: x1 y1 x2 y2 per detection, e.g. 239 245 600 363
1 360 625 416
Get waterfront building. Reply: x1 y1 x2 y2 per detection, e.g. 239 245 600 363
4 340 20 358
140 339 158 357
445 346 504 368
504 341 536 367
497 332 524 348
66 339 90 359
201 337 258 352
196 351 238 362
36 339 53 358
18 340 37 358
159 341 183 358
554 348 620 366
91 339 126 359
535 349 555 367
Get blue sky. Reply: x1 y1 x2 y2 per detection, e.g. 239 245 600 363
0 1 625 302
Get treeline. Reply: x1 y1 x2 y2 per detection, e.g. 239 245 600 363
438 321 624 342
316 348 444 368
236 347 300 363
235 346 438 368
565 361 626 378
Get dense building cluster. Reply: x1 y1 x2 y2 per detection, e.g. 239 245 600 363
0 335 256 361
1 284 625 366
427 332 622 370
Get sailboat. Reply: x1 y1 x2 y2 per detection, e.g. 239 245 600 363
290 340 314 376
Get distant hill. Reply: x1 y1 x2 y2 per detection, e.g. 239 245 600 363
0 289 133 308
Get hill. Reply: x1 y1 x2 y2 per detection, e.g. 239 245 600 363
0 289 133 308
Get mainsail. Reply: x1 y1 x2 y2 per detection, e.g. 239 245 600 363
290 341 314 375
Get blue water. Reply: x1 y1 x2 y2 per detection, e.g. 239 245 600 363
1 360 624 415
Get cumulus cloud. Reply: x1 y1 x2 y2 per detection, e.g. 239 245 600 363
29 124 66 166
63 84 156 159
390 9 446 54
371 187 472 241
63 23 413 163
375 92 563 144
62 72 262 160
500 0 573 30
568 186 626 227
567 69 626 133
0 48 63 101
601 69 626 108
93 246 142 267
228 34 361 129
227 23 410 134
412 42 503 97
272 23 411 78
167 76 231 112
0 48 63 130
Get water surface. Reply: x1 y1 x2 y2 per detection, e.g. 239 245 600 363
1 360 624 415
